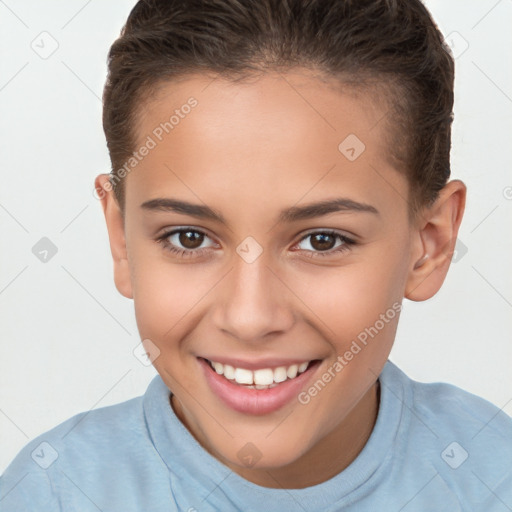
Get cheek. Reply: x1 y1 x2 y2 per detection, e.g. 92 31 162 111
129 248 215 343
293 244 409 354
304 269 400 344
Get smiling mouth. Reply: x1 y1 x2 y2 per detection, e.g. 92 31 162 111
200 357 320 390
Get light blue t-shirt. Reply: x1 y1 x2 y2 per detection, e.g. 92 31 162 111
1 360 511 511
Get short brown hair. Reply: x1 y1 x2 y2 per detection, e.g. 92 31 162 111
102 0 455 216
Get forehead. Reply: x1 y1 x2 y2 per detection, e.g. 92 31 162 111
136 69 386 151
126 70 406 222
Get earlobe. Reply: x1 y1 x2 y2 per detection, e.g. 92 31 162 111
405 180 466 302
94 174 133 299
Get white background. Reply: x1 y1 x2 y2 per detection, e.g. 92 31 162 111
0 0 511 473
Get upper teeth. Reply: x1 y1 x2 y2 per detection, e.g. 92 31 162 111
209 360 310 386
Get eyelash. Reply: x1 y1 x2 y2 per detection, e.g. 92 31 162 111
156 228 356 260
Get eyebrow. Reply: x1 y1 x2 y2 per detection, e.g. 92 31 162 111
140 197 379 225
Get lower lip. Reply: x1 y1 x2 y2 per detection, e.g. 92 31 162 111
199 357 321 415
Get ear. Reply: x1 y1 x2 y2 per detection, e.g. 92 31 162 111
405 180 466 301
94 174 133 299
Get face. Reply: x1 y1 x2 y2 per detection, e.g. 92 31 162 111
98 69 458 487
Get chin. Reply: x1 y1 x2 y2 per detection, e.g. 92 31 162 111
218 434 312 472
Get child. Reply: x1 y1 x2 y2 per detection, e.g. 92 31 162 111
2 0 511 510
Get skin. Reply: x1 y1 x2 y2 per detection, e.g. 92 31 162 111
95 69 466 489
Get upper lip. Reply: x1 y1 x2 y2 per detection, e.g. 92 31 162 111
199 355 319 371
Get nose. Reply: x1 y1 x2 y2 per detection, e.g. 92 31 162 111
211 251 295 344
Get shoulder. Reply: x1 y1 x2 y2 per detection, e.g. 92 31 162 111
383 361 512 510
0 391 146 511
383 360 512 439
405 366 512 442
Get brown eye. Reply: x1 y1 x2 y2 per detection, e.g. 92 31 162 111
157 227 217 259
179 230 204 249
295 230 355 258
309 233 336 251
